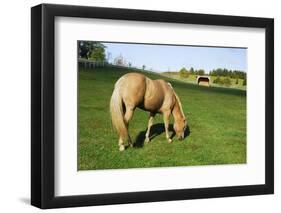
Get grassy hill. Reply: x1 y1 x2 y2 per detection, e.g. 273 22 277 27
78 66 246 170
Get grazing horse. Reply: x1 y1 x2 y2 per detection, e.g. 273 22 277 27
110 73 187 151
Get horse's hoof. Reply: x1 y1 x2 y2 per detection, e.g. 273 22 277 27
145 138 150 143
168 139 173 143
119 145 125 151
129 143 134 148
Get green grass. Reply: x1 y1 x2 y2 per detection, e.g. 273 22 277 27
78 66 246 170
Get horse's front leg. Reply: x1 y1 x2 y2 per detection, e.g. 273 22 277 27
163 111 172 143
145 113 155 143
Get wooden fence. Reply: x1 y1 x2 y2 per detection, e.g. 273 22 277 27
78 58 107 69
78 58 144 71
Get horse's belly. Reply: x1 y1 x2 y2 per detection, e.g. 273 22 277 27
141 96 164 113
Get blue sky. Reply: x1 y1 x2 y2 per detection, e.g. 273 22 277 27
103 42 247 73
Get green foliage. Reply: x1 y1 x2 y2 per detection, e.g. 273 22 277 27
235 78 239 84
190 67 195 74
89 46 106 61
223 77 232 87
186 67 205 76
213 76 232 87
180 67 187 72
179 67 189 78
78 41 106 61
197 69 205 75
78 67 246 170
209 68 246 79
213 76 223 85
243 78 247 86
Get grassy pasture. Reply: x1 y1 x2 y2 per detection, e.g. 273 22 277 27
78 66 246 170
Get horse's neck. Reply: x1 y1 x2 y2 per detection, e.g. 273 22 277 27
172 95 185 120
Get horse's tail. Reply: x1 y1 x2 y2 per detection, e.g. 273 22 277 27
110 79 127 138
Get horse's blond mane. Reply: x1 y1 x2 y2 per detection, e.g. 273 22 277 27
174 92 185 118
168 83 185 118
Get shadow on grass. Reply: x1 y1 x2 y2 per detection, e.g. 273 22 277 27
134 123 190 148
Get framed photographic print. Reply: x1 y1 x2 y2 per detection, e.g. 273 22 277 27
31 3 274 209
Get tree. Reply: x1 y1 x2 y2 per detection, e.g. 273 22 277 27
243 78 247 86
89 46 106 61
179 67 189 78
189 67 195 74
197 69 205 75
209 68 246 79
78 41 106 61
223 77 232 87
213 76 223 85
142 65 146 70
235 78 239 84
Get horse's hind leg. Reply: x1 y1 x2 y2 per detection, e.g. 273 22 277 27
124 106 134 148
145 113 155 143
118 137 125 151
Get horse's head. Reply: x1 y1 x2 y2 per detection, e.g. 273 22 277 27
174 117 187 140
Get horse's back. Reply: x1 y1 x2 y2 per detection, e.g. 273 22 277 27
116 72 175 113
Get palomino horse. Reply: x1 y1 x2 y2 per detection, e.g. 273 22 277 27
110 73 187 151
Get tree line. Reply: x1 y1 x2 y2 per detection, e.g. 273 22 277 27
209 68 246 80
179 67 246 79
178 67 246 86
179 67 205 78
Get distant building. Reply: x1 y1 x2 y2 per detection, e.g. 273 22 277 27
196 76 210 86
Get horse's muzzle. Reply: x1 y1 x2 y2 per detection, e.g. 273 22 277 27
178 136 183 141
178 132 185 141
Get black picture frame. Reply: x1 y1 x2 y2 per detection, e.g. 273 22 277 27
31 3 274 209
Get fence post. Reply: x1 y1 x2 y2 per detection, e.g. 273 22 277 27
78 59 109 69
